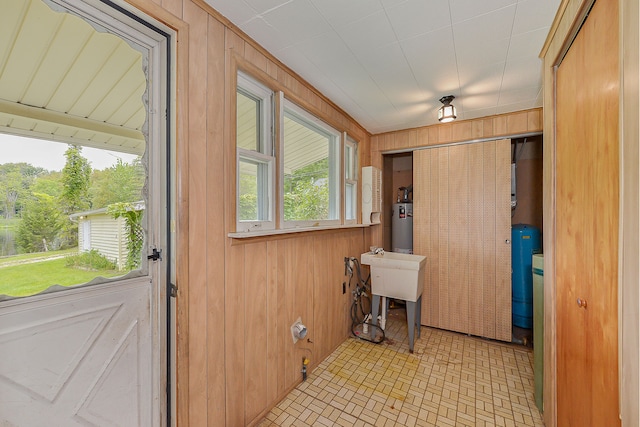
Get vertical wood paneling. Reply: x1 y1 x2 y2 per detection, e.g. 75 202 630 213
439 123 453 143
160 0 182 19
482 142 497 339
226 30 245 56
265 240 280 406
183 1 209 425
369 108 542 155
417 127 429 147
527 109 542 131
494 116 507 135
244 43 268 72
285 239 303 387
244 243 268 422
472 120 484 139
413 150 432 325
414 140 510 341
225 244 246 426
448 145 469 334
427 151 440 327
483 118 494 137
275 241 287 398
313 234 332 359
428 126 439 145
205 14 227 423
437 150 450 330
506 111 528 133
494 139 512 342
452 121 472 141
468 143 484 337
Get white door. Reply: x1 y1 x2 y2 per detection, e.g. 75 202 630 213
0 1 170 425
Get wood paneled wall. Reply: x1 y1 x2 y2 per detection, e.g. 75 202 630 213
413 140 512 342
123 1 372 426
224 230 364 426
371 109 542 155
368 109 543 248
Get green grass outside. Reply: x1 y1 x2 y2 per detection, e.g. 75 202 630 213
0 248 76 264
0 256 123 297
0 218 20 228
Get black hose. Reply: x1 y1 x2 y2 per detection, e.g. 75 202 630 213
345 256 385 344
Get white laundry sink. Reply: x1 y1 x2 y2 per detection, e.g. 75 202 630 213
361 251 426 302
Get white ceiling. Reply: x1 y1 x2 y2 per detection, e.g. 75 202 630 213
205 0 561 134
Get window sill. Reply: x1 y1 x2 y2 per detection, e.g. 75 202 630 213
228 223 375 239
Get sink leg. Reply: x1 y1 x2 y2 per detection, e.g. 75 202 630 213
371 294 381 333
416 295 422 339
406 301 417 353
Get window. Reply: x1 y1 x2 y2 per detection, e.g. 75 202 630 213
236 72 275 231
281 100 340 227
344 135 358 223
235 72 360 234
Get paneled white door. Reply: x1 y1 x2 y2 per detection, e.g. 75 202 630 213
0 278 155 426
0 0 169 425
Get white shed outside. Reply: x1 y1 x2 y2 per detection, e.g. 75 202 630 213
70 207 127 270
70 202 144 270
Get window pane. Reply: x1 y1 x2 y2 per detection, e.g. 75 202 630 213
237 90 260 151
283 113 335 221
346 182 356 220
238 159 271 221
345 144 353 179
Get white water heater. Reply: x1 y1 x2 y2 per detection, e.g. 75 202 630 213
392 202 413 253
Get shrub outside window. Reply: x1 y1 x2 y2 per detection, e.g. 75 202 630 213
281 100 340 228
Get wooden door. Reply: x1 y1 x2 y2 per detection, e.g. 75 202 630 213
555 0 620 424
414 139 511 341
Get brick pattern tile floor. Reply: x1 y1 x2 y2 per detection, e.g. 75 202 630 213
258 308 543 427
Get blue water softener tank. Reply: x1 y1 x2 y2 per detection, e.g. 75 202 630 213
511 224 541 329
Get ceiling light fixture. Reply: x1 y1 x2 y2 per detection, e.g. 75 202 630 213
438 95 457 123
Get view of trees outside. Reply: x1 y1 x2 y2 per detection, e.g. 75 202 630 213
238 162 260 221
237 158 331 223
1 144 143 254
283 158 330 221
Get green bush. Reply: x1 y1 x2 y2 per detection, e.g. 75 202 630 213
65 249 117 271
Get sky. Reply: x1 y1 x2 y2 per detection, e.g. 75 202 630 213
0 133 139 171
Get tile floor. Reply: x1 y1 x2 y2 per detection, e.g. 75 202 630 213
259 307 543 427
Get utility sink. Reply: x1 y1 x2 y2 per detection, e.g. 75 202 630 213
361 251 426 302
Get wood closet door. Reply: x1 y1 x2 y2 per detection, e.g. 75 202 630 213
555 0 620 424
414 139 511 341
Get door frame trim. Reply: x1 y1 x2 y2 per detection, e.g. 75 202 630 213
542 0 624 425
44 0 175 424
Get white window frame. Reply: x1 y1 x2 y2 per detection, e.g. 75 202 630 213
280 98 341 229
344 134 358 225
236 72 275 232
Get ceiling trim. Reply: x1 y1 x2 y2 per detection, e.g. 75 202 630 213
0 98 145 154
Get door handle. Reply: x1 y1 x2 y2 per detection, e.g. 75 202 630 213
576 298 588 309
